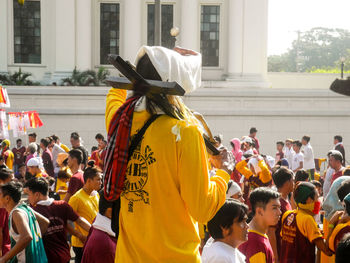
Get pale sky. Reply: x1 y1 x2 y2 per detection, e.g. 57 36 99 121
268 0 350 55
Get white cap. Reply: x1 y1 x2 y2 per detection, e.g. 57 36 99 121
135 46 202 94
242 136 253 144
247 157 262 174
27 157 43 169
226 181 241 198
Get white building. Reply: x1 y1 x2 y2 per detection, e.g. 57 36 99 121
0 0 269 87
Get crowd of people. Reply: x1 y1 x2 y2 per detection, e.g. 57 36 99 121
0 44 349 263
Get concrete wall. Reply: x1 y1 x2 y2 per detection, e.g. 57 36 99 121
5 85 350 164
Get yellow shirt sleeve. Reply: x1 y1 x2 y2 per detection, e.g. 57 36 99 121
258 160 272 184
296 211 323 243
178 124 229 223
105 87 127 131
68 195 79 212
249 252 267 263
5 151 14 169
236 160 253 179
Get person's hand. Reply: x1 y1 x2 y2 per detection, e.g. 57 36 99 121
209 148 234 174
77 232 87 244
339 214 350 224
173 46 198 56
329 210 344 225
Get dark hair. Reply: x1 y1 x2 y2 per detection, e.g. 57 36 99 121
344 167 350 176
40 138 50 148
51 135 59 143
29 132 37 138
293 140 302 148
249 127 257 134
0 182 22 203
344 199 350 216
336 233 350 263
226 180 234 194
311 180 322 189
58 169 71 180
16 139 22 143
272 167 293 189
98 189 113 216
294 182 317 204
83 161 102 182
24 177 49 196
330 151 343 162
337 179 350 202
250 187 280 216
302 136 310 143
95 133 104 140
68 149 83 165
70 132 80 140
207 199 248 239
0 168 13 182
295 170 309 183
334 135 343 143
276 141 284 147
214 135 222 144
91 146 98 153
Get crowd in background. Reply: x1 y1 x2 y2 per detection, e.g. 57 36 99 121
0 127 348 262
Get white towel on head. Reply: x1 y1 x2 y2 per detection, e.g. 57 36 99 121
247 157 262 174
226 182 241 198
135 46 202 94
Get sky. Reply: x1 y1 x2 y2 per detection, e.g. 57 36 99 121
268 0 350 55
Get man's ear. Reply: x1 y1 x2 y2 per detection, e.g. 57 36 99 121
256 206 264 217
220 226 229 238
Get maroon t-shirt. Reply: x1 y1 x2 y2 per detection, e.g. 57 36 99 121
67 171 84 195
33 200 79 263
275 198 292 259
0 208 10 255
81 227 117 263
332 170 344 184
12 146 26 165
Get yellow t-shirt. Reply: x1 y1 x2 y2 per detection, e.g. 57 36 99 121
68 188 99 247
105 88 229 263
55 178 68 200
4 150 14 169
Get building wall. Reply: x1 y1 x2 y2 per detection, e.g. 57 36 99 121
6 85 350 163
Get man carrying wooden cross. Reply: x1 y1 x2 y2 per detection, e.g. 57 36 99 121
104 46 230 262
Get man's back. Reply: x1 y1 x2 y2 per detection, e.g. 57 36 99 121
33 200 79 263
114 109 228 262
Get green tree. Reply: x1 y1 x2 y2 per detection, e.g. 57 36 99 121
61 67 110 86
268 27 350 72
0 68 40 85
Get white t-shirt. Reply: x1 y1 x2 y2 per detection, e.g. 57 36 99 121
302 143 315 170
283 147 295 169
291 152 304 171
202 238 246 263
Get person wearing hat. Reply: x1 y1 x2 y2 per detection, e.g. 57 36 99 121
104 46 230 262
226 180 244 203
1 140 13 170
27 157 48 179
249 127 260 153
280 182 333 263
241 136 255 155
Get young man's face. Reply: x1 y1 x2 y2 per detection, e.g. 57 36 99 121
89 173 102 191
70 137 79 148
329 156 340 169
24 188 41 206
262 198 281 226
67 155 76 169
286 179 294 194
285 141 292 149
292 144 299 152
16 140 22 148
27 166 37 176
334 139 339 145
301 139 307 145
229 215 249 247
231 191 245 203
276 144 283 152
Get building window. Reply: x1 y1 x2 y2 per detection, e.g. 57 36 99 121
200 5 220 67
147 4 174 49
100 3 120 65
13 0 41 64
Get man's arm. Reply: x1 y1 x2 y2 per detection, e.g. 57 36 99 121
314 238 333 256
294 161 303 173
267 226 279 263
0 211 32 263
75 217 91 233
66 222 87 244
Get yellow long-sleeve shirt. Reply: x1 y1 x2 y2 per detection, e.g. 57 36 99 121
106 88 229 263
236 159 272 187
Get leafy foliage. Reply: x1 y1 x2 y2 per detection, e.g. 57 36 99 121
268 27 350 72
61 67 110 86
0 68 40 85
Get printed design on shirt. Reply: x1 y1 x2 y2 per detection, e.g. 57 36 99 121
122 142 156 212
282 213 296 243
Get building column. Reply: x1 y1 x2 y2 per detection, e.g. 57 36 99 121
226 0 269 87
226 0 244 79
121 0 142 62
0 0 8 73
47 0 76 83
180 0 199 52
76 0 92 70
